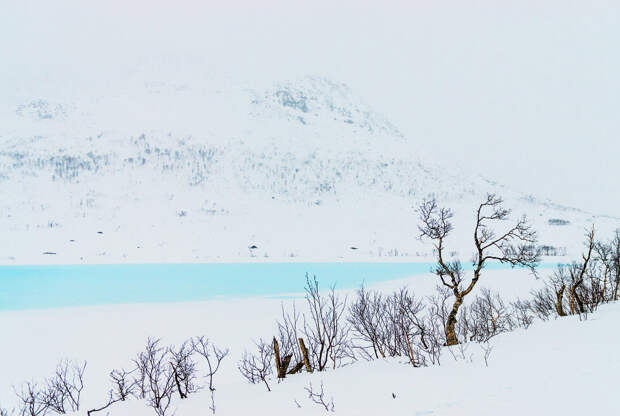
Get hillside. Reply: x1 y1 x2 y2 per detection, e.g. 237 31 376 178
0 75 617 264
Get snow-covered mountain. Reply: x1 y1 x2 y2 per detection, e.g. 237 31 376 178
0 75 617 264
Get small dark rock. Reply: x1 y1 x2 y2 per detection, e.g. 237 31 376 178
249 245 258 249
350 246 358 250
97 231 103 234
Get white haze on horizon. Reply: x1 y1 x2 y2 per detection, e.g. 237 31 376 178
1 0 619 216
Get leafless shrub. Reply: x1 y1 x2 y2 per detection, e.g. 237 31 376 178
238 338 274 392
481 342 494 367
276 302 303 369
42 359 86 414
110 368 138 401
303 274 352 371
447 342 472 363
611 230 620 301
14 382 47 416
348 285 444 367
391 288 427 367
510 298 535 329
348 285 388 360
304 381 334 412
191 336 229 414
134 338 175 416
87 369 137 416
348 286 421 364
530 285 556 321
169 341 199 399
463 289 514 342
348 286 391 360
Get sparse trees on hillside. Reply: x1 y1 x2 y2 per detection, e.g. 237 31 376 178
418 194 539 345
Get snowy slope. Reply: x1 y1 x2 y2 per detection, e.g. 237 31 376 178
0 74 617 264
0 268 618 415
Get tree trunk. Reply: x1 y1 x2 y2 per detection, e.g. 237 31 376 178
570 283 585 314
445 296 463 346
273 337 285 379
404 332 416 367
298 338 313 373
171 365 186 399
555 284 567 316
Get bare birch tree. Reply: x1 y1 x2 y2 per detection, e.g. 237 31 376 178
418 194 539 345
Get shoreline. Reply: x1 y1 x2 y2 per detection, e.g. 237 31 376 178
0 255 570 267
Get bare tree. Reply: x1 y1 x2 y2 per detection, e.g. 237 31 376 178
134 338 175 416
238 338 274 392
612 230 620 301
418 194 539 345
276 302 303 371
594 230 620 302
87 368 137 416
302 275 352 371
14 382 48 416
567 227 596 315
169 341 199 399
348 285 390 360
43 359 86 414
191 336 229 414
481 342 494 367
304 382 334 412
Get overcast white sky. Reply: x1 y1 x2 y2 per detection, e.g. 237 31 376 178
1 0 619 215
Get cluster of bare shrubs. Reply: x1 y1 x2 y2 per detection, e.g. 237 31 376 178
11 336 228 416
106 336 228 416
11 359 86 416
5 193 618 414
238 274 354 391
238 276 543 392
239 194 619 396
531 228 620 320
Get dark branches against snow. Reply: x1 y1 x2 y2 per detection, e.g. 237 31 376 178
238 338 274 392
419 194 539 345
305 381 335 412
191 336 229 414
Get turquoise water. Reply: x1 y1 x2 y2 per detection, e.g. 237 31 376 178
0 262 547 311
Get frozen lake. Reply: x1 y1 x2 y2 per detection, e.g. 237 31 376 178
0 262 550 311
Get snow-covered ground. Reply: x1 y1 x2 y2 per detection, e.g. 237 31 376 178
2 1 619 414
1 74 617 265
1 268 618 415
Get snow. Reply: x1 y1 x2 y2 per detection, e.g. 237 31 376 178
0 73 617 265
1 1 619 414
0 268 618 415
